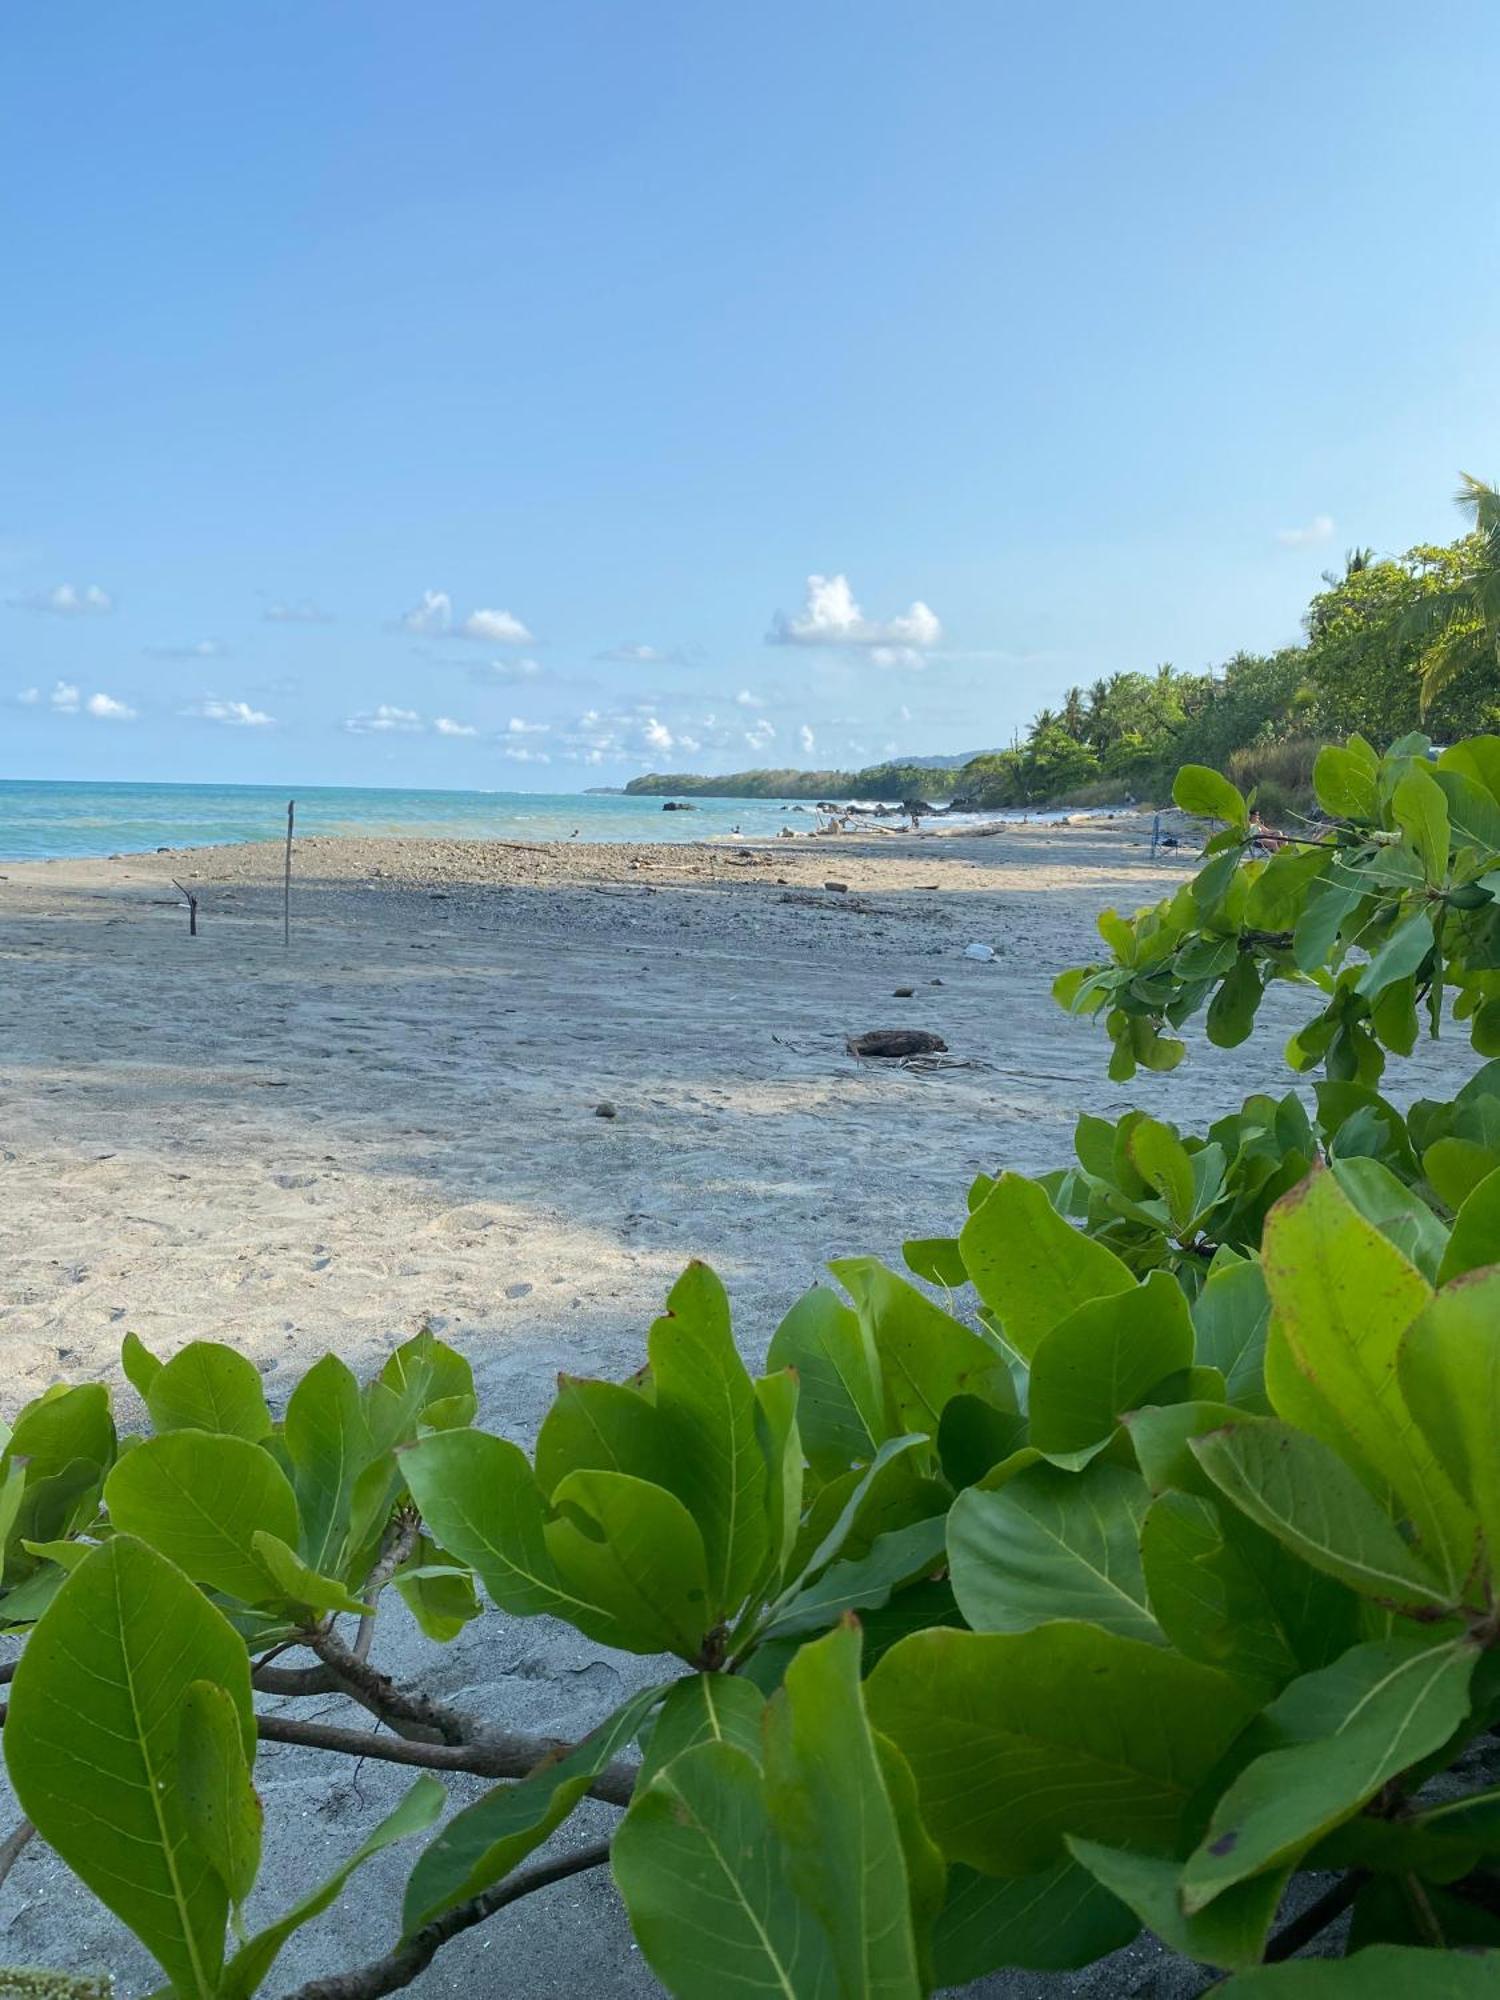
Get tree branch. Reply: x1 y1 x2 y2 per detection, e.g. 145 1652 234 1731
254 1713 637 1807
304 1625 472 1745
0 1817 35 1892
277 1839 613 2000
353 1512 419 1665
1263 1871 1364 1961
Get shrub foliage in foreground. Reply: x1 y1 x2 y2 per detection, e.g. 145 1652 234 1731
6 742 1500 1995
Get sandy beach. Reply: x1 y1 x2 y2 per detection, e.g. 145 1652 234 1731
0 817 1479 1994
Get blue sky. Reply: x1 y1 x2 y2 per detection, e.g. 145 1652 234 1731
4 1 1499 788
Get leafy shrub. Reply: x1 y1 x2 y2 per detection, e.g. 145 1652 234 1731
7 739 1500 1993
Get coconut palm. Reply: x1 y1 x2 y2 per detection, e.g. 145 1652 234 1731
1407 474 1500 713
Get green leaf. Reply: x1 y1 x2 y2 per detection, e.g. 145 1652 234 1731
1124 1117 1195 1229
1174 764 1249 827
282 1353 375 1577
957 1173 1134 1362
1314 744 1379 821
5 1536 253 1998
1424 1135 1500 1210
392 1551 481 1642
1191 1261 1272 1412
178 1680 262 1922
763 1516 947 1641
1068 1839 1287 1972
613 1742 839 1999
534 1374 671 1498
766 1285 884 1480
401 1428 623 1636
1437 1164 1500 1284
121 1330 163 1399
1293 879 1363 972
1027 1270 1195 1456
1216 1946 1500 1995
948 1460 1162 1642
772 1435 930 1609
866 1622 1255 1875
1139 1490 1299 1693
830 1257 1014 1441
637 1674 766 1789
762 1621 924 1995
3 1383 114 1488
403 1683 664 1932
1181 1637 1478 1911
104 1430 300 1604
365 1330 474 1455
1261 1167 1474 1600
647 1263 768 1618
1328 1157 1448 1284
936 1395 1028 1489
1398 1270 1500 1573
901 1235 968 1287
220 1777 444 2000
753 1369 803 1592
1207 954 1263 1049
1392 763 1452 886
545 1468 711 1658
249 1530 373 1617
144 1341 271 1442
930 1859 1136 1984
1192 1420 1457 1614
1355 910 1435 1000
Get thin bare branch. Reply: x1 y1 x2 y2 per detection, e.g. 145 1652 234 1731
0 1817 36 1891
255 1713 637 1807
278 1840 612 2000
305 1626 472 1745
353 1511 419 1665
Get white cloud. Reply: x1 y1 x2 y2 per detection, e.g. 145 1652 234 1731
147 640 225 661
86 692 135 720
460 607 533 644
9 582 113 617
735 688 764 708
743 717 776 752
191 698 274 727
506 716 550 735
799 723 816 753
263 598 332 624
770 574 941 652
434 716 477 737
1276 514 1336 548
678 733 701 754
898 703 912 722
398 590 453 635
501 744 551 764
50 680 80 711
643 717 674 753
16 686 39 705
469 656 544 685
597 642 679 665
870 645 927 671
347 704 423 733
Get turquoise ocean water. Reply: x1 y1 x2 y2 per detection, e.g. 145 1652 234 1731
0 778 868 861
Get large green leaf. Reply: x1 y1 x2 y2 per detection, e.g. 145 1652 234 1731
957 1173 1134 1361
647 1263 768 1618
637 1674 767 1788
930 1859 1136 1984
364 1329 475 1454
764 1516 947 1641
1191 1261 1272 1411
178 1679 262 1922
220 1777 444 2000
282 1352 374 1576
1140 1490 1300 1693
762 1621 924 1995
5 1536 253 1998
534 1374 671 1497
545 1468 711 1657
1328 1157 1448 1284
1027 1270 1195 1455
401 1428 623 1635
614 1742 840 1998
753 1368 804 1591
766 1285 884 1479
1437 1165 1500 1284
3 1383 114 1488
403 1683 664 1931
1392 763 1451 886
1355 911 1436 1000
1219 1946 1500 1994
1067 1839 1287 1972
1181 1637 1478 1911
1398 1270 1500 1570
250 1531 374 1617
104 1430 300 1604
948 1460 1161 1642
1192 1420 1457 1614
1174 764 1249 827
1261 1168 1475 1599
145 1340 271 1442
866 1622 1255 1875
1124 1117 1195 1230
830 1257 1014 1440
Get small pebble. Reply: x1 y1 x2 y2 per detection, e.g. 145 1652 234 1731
595 1101 618 1119
894 987 915 998
824 880 849 893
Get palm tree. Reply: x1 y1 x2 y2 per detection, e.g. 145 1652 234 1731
1408 474 1500 714
1060 685 1087 737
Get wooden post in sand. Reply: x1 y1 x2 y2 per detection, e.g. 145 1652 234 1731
171 879 199 937
283 799 295 946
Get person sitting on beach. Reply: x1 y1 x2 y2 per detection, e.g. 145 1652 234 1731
1248 809 1291 856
